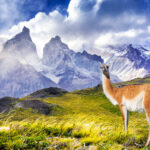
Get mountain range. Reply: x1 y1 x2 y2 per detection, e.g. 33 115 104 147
89 44 150 81
0 26 150 97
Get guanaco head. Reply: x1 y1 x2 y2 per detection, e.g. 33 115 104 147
100 64 110 78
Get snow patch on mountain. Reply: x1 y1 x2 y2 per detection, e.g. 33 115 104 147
2 26 150 96
87 44 148 81
41 35 116 91
0 55 57 98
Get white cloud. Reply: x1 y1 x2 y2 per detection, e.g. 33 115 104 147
67 0 81 21
1 0 150 58
95 29 147 48
0 0 26 31
148 26 150 33
115 29 144 38
93 0 104 14
95 33 114 47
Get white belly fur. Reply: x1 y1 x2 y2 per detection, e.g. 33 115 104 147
122 91 145 112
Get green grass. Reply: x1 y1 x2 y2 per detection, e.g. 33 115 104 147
116 76 150 86
0 85 149 149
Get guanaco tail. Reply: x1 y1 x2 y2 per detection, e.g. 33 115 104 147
100 64 150 146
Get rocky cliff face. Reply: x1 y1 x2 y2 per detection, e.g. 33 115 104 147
41 35 120 91
0 55 57 97
3 26 150 96
0 27 57 98
3 26 39 65
123 44 145 69
42 36 104 91
122 44 150 72
92 44 150 81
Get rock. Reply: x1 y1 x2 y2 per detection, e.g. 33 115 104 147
15 100 55 115
28 87 68 98
41 35 106 91
3 26 39 65
0 97 57 115
0 56 57 98
0 97 16 113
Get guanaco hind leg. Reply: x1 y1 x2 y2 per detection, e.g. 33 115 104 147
120 105 129 131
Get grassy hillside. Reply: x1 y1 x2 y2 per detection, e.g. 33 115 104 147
0 83 149 149
116 76 150 86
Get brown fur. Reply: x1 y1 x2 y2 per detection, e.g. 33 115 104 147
101 64 150 146
103 76 150 104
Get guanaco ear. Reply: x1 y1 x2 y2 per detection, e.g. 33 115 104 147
106 65 109 69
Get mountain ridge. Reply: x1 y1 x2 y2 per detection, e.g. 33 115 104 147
0 26 150 97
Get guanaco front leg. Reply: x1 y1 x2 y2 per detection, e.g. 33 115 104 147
120 105 129 131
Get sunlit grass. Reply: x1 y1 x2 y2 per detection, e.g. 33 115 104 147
0 85 149 149
0 126 10 131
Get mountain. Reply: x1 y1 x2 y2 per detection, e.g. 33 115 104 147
41 36 119 91
89 44 150 81
0 54 57 98
123 44 150 71
0 27 57 98
2 26 39 65
3 27 148 96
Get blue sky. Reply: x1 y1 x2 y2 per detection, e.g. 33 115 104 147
1 0 150 31
0 0 70 30
17 0 70 20
1 0 150 57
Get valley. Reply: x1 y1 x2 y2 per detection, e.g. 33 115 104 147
0 79 149 149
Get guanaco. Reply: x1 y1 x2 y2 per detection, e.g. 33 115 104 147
100 64 150 146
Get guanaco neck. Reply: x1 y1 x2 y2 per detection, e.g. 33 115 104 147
102 73 113 90
102 73 118 105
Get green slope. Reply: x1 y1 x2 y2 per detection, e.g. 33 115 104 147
0 83 149 149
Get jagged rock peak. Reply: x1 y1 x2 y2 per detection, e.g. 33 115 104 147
22 26 30 34
7 26 30 41
44 35 68 50
50 35 61 43
82 50 86 53
54 35 61 40
10 26 31 41
126 44 140 54
127 44 133 49
79 50 103 62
